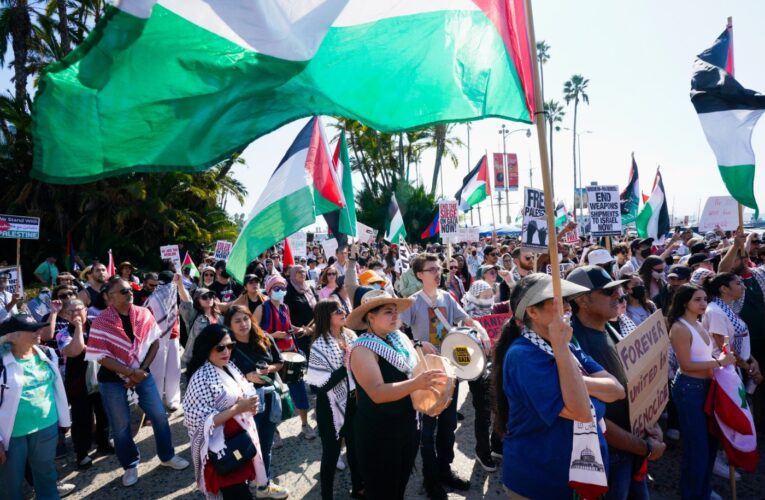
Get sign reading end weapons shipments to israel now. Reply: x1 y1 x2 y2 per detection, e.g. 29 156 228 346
438 200 459 238
0 215 40 240
586 185 622 237
615 310 670 435
521 187 548 251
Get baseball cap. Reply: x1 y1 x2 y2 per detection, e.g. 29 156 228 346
587 249 615 266
158 270 175 284
358 270 386 286
667 265 691 280
477 264 500 278
691 242 708 254
0 314 48 337
687 253 713 267
566 265 627 291
514 274 590 321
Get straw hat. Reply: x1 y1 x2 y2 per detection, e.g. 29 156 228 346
346 290 414 331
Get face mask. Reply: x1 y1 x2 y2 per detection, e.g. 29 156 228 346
652 271 664 281
370 283 382 290
640 248 652 258
271 290 286 302
374 269 385 278
631 285 646 299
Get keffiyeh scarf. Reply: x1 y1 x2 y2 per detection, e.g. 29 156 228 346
305 329 357 439
182 361 267 498
146 282 179 339
711 297 749 358
351 330 418 376
86 305 161 375
521 327 608 499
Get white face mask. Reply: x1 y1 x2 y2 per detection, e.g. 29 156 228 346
370 283 382 290
271 290 286 302
652 271 664 281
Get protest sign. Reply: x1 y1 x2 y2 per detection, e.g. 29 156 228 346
320 237 339 259
615 310 670 435
160 245 182 272
438 201 459 238
213 240 233 261
521 187 548 251
545 262 575 276
287 231 307 258
455 227 480 243
356 222 378 244
0 266 24 297
586 185 622 237
313 233 330 242
0 215 40 240
698 196 738 233
564 229 579 244
474 313 512 347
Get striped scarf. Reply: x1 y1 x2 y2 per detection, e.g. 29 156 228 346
85 305 161 374
351 331 417 376
711 297 749 357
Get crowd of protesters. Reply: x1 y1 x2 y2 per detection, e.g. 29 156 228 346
0 222 762 499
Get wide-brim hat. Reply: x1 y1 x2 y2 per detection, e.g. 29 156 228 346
514 274 590 321
79 265 93 281
346 290 414 330
118 261 136 272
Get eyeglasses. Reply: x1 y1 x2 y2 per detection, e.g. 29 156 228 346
751 240 762 245
57 291 75 299
145 282 158 289
618 296 628 303
421 268 441 274
326 272 337 277
652 268 664 273
272 286 286 292
214 343 234 353
332 309 347 316
203 273 215 278
111 287 133 296
200 293 215 300
490 253 499 257
449 266 458 270
595 287 620 297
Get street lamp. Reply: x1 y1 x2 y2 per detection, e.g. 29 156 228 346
498 125 532 224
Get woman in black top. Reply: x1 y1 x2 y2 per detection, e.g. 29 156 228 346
225 305 288 499
347 291 447 500
284 265 318 356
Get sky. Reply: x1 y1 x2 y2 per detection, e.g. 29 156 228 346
4 1 765 230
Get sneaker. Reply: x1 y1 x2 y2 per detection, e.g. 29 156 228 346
161 455 190 470
273 430 283 449
665 428 680 441
476 453 497 472
490 450 503 460
710 491 723 500
122 467 139 487
712 455 740 480
77 456 93 470
58 482 76 498
423 480 448 500
255 482 290 499
302 424 317 440
439 468 470 491
167 404 179 413
336 456 346 470
96 443 115 455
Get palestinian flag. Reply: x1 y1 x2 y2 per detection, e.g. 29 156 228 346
704 364 759 472
635 169 669 240
620 153 640 224
554 200 568 228
691 23 764 215
182 252 200 279
385 194 407 244
322 130 357 249
33 0 535 184
227 117 344 280
106 249 115 278
455 155 491 211
283 238 295 268
421 212 440 240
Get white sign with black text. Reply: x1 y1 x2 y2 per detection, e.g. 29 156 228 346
521 187 548 251
586 185 622 237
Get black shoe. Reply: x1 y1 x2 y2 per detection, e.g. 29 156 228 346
424 480 448 500
476 453 497 472
439 469 470 491
456 411 465 421
76 456 93 470
96 443 115 455
350 488 365 499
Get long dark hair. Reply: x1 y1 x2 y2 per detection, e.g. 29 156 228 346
186 324 231 380
312 297 342 341
492 275 542 438
703 272 738 299
224 305 270 353
666 284 704 327
638 255 664 287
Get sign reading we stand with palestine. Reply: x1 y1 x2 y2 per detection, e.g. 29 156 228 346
0 215 40 240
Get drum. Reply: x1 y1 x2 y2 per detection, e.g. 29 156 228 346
439 327 487 381
280 351 307 384
410 350 456 418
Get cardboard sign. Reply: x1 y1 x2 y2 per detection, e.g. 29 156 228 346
356 222 378 244
564 229 579 244
0 266 24 297
455 227 481 243
0 214 40 240
213 240 233 261
320 237 339 260
521 187 548 251
474 313 512 347
545 262 575 276
439 200 459 238
698 196 739 233
160 245 182 272
615 310 670 435
586 185 622 237
287 231 307 258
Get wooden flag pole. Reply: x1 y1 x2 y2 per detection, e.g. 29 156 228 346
525 0 563 309
728 16 745 232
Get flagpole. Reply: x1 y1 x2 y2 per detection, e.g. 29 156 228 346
486 150 498 244
726 16 745 233
526 0 563 308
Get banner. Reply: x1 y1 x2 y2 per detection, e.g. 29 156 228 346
586 185 622 237
474 313 512 346
615 310 670 435
0 215 40 240
698 196 739 233
356 222 378 245
160 245 182 272
521 187 548 251
455 227 481 243
492 153 519 191
438 200 459 238
287 231 307 258
213 240 233 261
0 266 24 297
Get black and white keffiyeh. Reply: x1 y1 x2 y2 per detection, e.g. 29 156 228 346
351 330 417 376
146 282 178 338
711 297 749 358
521 327 608 499
305 329 357 439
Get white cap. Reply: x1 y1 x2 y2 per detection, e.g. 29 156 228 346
587 249 615 266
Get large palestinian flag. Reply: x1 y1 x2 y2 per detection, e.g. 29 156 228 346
33 0 535 183
635 169 669 240
691 23 764 215
455 154 492 211
620 154 640 225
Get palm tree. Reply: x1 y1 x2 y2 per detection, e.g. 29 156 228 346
536 40 550 101
562 74 590 218
0 0 36 106
426 123 463 197
544 100 564 199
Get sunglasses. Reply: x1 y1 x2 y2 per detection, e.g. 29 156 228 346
421 268 441 274
449 266 458 270
57 291 75 299
652 268 664 273
272 287 286 292
214 343 234 353
490 253 499 257
752 240 762 244
200 293 215 300
203 273 215 278
618 296 628 303
594 287 621 297
332 309 347 316
326 272 337 276
112 287 133 296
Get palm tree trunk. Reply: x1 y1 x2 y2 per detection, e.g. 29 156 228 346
572 100 578 220
56 0 71 54
429 125 446 196
11 1 31 107
548 117 555 199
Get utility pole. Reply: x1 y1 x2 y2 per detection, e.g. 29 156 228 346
467 122 474 225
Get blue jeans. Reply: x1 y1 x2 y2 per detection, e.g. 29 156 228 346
420 383 459 478
672 373 716 500
0 424 59 500
288 381 309 411
605 449 649 500
99 374 175 470
254 394 277 479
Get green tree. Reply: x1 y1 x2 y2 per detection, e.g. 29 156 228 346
356 182 437 244
536 40 550 101
543 99 565 199
563 74 590 214
425 123 463 198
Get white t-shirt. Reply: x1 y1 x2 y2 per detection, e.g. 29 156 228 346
703 301 750 361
